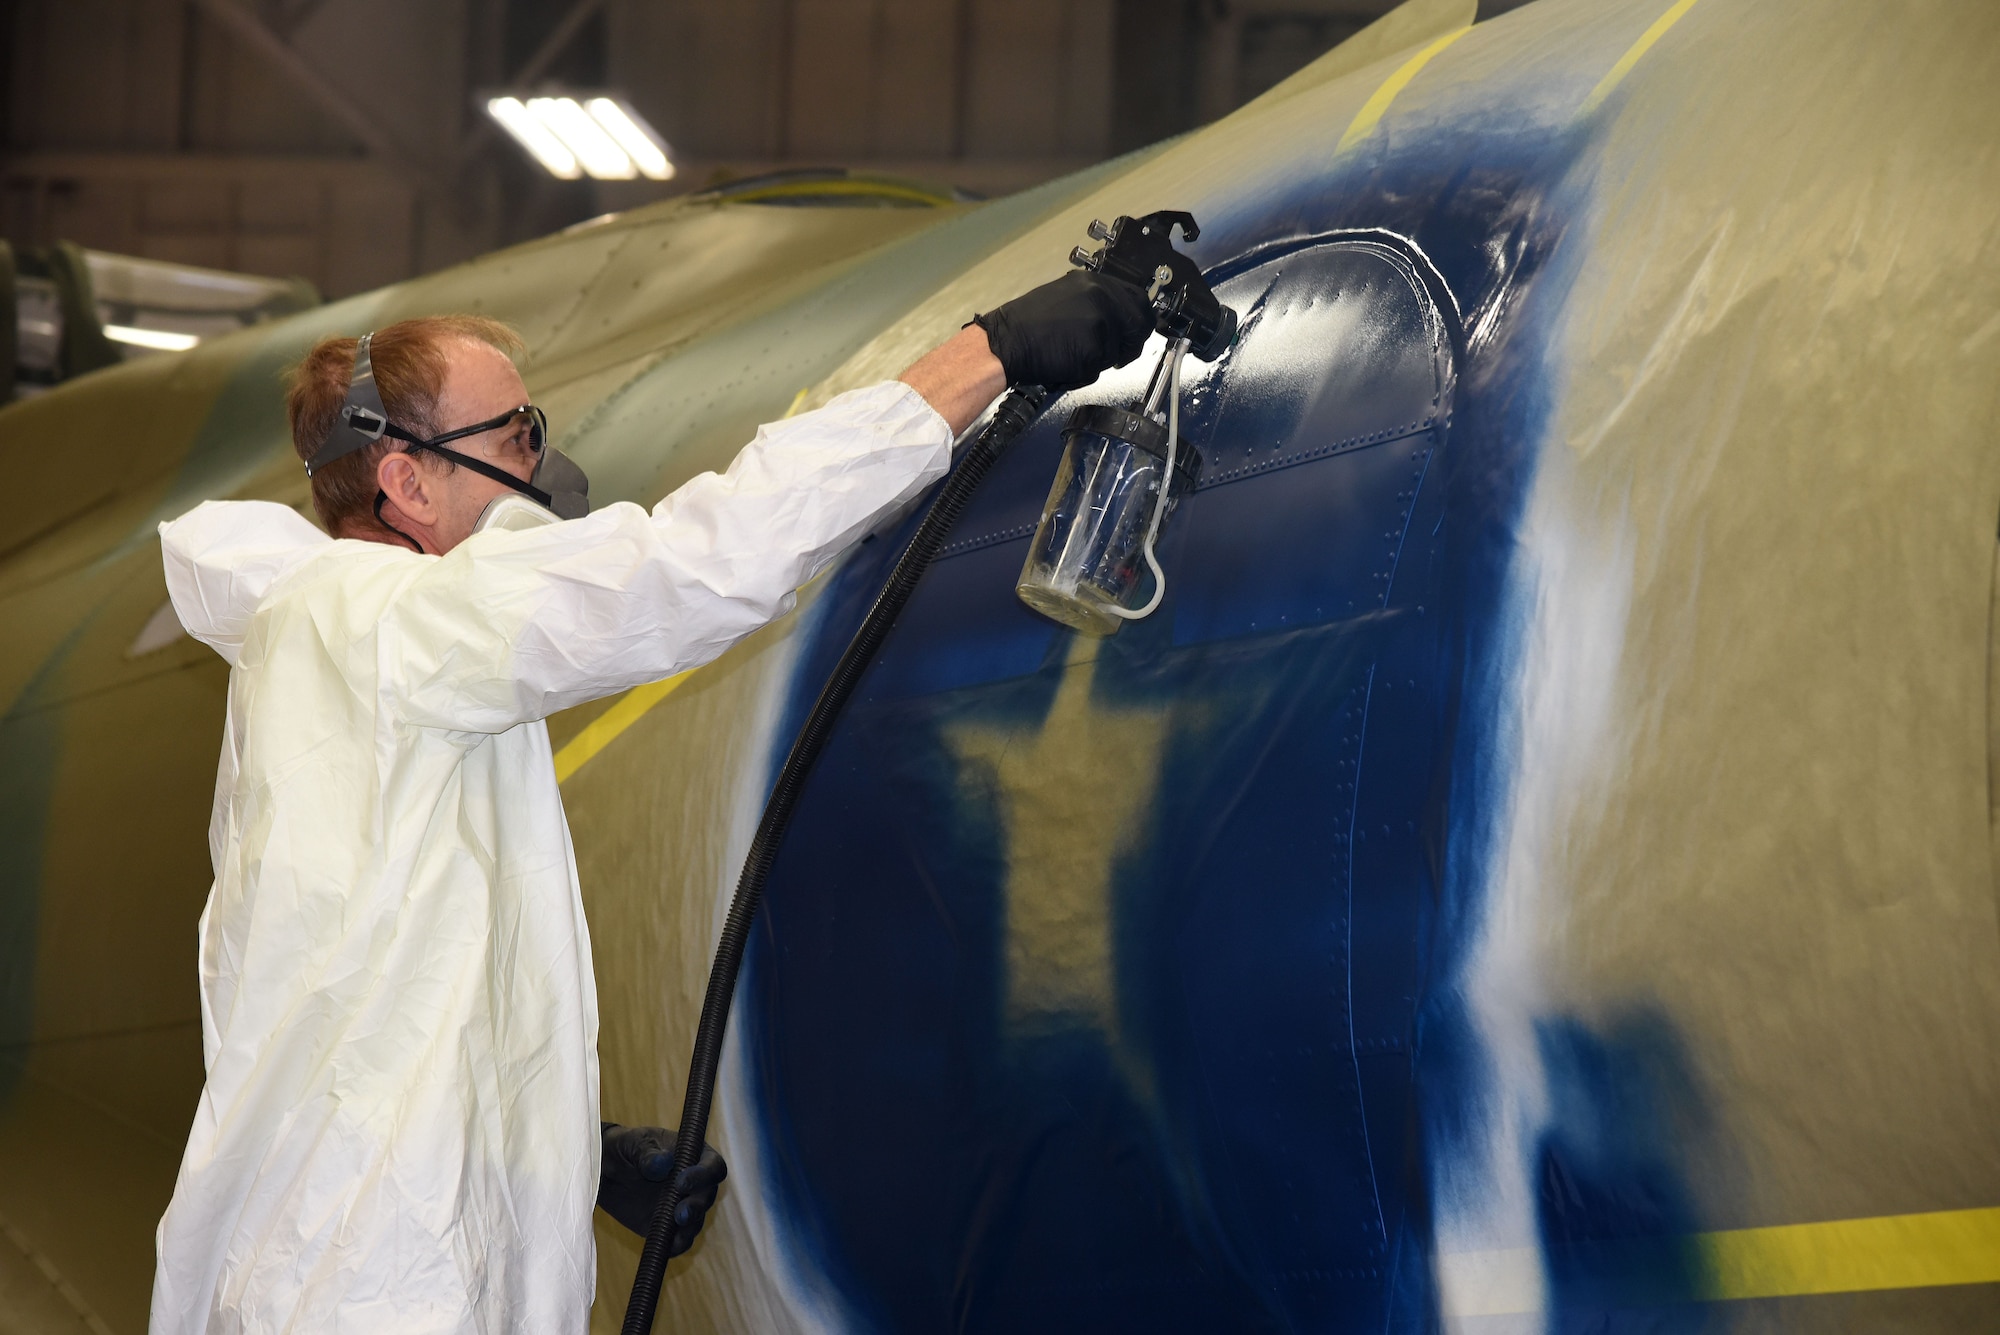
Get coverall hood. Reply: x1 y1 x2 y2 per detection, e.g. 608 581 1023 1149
159 501 330 667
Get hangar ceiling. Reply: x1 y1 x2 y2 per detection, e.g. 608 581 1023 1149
0 0 1402 297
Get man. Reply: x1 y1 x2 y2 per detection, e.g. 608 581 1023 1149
150 272 1152 1333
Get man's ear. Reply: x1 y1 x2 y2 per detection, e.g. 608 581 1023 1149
377 450 438 526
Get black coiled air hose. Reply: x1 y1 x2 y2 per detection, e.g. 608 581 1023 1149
621 384 1049 1335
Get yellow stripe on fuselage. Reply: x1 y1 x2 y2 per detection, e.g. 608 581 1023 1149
1696 1205 2000 1300
1336 26 1472 155
1581 0 1708 116
1440 1206 2000 1316
552 671 694 784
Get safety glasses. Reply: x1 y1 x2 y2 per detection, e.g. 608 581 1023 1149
414 405 549 462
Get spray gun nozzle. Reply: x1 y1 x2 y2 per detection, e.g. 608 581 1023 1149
1072 210 1237 361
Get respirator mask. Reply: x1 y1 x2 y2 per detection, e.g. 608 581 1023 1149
304 333 591 543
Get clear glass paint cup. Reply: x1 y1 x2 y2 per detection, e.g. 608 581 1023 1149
1016 405 1200 636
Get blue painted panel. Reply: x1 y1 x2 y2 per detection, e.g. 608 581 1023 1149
747 233 1468 1334
864 535 1061 701
1171 244 1451 645
735 84 1730 1324
1171 433 1438 644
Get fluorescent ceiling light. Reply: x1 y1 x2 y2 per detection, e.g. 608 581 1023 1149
105 324 200 352
486 91 677 182
486 96 581 179
530 97 634 180
585 98 675 180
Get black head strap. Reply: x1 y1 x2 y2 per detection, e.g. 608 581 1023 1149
307 333 394 477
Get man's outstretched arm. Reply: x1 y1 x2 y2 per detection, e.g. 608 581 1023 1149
383 273 1155 734
898 325 1005 437
901 270 1156 434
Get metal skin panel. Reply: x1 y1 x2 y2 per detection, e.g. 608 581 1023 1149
4 0 2000 1330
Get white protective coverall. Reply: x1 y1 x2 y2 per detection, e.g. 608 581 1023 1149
150 382 953 1334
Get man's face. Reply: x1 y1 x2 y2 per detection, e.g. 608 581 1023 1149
417 340 540 552
368 338 544 554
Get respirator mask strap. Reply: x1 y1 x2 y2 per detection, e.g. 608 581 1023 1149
371 490 423 553
413 441 558 511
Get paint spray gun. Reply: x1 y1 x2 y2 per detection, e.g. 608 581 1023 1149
1015 211 1239 635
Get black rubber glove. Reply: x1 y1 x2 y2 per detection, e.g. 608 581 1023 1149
972 270 1156 394
598 1122 728 1256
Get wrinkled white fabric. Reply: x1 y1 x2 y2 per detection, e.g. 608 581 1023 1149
150 381 953 1335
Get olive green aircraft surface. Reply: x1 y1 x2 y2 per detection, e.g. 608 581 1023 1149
2 0 1998 1331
